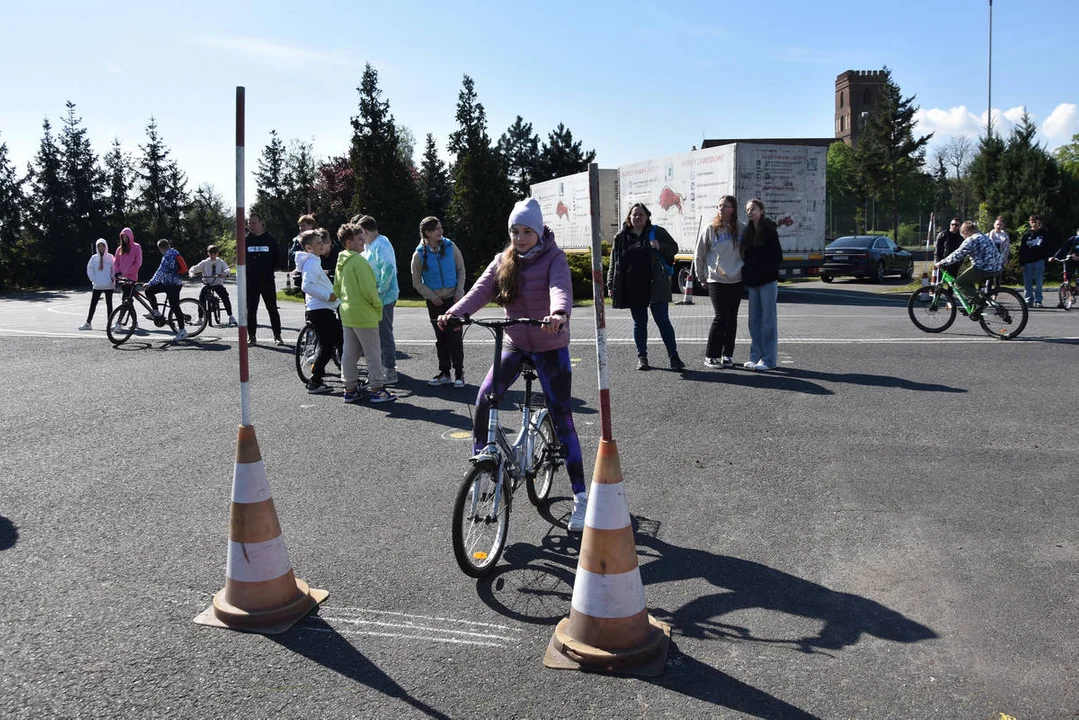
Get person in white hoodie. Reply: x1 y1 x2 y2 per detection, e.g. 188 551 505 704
693 195 743 368
80 239 115 330
297 229 343 395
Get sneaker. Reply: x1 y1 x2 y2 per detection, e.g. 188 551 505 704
343 388 366 404
453 375 465 388
703 357 722 368
248 336 258 346
636 356 650 371
428 373 451 386
383 369 399 385
306 380 331 395
721 356 734 368
752 360 774 371
274 335 285 346
227 315 238 327
173 329 188 342
567 492 588 532
743 360 758 369
368 387 397 404
78 322 92 331
669 355 686 371
111 324 123 333
1033 301 1043 308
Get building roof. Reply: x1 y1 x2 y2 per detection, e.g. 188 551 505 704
701 138 836 149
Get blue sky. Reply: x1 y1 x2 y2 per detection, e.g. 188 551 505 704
1 0 1076 208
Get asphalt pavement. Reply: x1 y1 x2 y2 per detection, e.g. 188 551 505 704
1 277 1076 719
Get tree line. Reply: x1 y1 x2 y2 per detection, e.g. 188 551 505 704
827 68 1079 267
0 64 595 293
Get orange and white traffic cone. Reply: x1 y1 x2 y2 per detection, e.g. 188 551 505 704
194 425 327 634
544 439 670 676
676 273 695 305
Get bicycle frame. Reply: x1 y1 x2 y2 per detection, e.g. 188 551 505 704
463 318 551 520
936 267 993 315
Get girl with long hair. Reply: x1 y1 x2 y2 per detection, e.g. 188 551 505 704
740 198 783 370
693 195 742 367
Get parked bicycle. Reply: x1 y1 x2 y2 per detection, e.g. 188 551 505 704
907 266 1028 339
1049 257 1075 311
294 316 343 384
449 316 566 578
107 278 207 345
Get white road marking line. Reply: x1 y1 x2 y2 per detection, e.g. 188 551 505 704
326 606 524 633
299 626 508 648
316 616 520 642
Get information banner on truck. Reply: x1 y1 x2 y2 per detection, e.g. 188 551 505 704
530 169 618 250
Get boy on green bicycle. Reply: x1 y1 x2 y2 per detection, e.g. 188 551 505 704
935 221 1004 318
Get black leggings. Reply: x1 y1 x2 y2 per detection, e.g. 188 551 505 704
87 289 114 323
306 309 342 382
425 299 464 376
707 281 744 358
145 284 183 328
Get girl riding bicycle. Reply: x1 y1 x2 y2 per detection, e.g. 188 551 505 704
438 198 588 531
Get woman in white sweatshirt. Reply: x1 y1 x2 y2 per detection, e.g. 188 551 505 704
80 239 115 331
693 196 743 368
296 229 343 394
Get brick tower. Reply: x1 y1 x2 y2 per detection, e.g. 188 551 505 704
835 70 886 147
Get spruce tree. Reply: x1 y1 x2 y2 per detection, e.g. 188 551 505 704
854 68 932 243
26 118 69 286
0 139 26 290
58 101 107 283
535 123 596 183
251 129 291 256
419 133 451 221
285 139 317 219
497 116 540 197
349 63 423 281
103 137 133 231
187 184 232 255
447 75 513 273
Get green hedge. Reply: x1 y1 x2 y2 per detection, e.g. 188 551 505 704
564 242 611 301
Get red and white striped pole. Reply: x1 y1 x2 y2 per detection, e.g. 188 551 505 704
235 87 251 425
587 164 613 443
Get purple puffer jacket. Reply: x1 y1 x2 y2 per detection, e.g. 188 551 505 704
449 228 573 353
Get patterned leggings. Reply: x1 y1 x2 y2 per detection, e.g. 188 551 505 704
472 345 585 495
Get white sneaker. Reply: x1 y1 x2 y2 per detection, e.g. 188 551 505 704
453 376 465 388
111 324 123 333
228 315 237 327
78 322 92 331
173 329 188 342
752 360 774 371
428 374 451 386
567 491 588 532
743 360 758 369
703 357 722 368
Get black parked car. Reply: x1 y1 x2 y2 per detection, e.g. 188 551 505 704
820 235 914 283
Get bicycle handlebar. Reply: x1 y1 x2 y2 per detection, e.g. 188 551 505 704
445 315 550 329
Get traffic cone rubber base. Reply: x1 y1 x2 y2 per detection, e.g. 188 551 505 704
194 578 327 635
544 614 671 677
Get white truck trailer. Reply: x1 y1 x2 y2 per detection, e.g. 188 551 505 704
531 143 827 292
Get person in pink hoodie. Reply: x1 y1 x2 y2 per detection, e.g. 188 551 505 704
113 228 142 294
437 198 588 532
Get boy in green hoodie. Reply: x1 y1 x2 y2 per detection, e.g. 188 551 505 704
333 224 395 404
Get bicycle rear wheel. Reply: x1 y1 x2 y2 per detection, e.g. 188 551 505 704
451 460 509 578
980 287 1028 339
1060 283 1074 311
526 414 559 506
908 286 956 333
295 325 319 384
176 298 207 337
106 305 136 345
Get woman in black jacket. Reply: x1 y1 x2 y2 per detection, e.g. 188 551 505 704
740 198 783 370
607 203 685 371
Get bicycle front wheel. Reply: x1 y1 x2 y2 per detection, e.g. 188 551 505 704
908 286 957 333
176 298 207 337
295 325 319 384
1060 283 1074 311
451 460 510 578
106 305 136 345
980 287 1028 340
526 414 558 506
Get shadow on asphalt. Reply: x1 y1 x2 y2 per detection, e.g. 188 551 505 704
474 514 935 718
0 291 68 302
682 366 965 395
779 285 910 307
0 515 18 550
270 621 451 720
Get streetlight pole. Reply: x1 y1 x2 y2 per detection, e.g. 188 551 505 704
987 0 993 138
